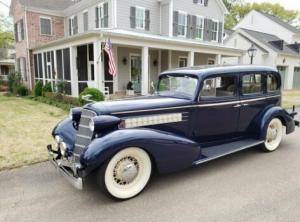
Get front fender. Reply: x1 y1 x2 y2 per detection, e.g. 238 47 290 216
81 129 201 174
257 106 295 140
52 118 77 149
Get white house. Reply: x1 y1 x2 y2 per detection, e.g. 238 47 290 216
224 10 300 90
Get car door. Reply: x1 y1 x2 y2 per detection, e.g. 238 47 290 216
192 74 240 144
238 72 268 135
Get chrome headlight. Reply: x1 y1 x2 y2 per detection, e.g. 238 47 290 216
89 119 95 132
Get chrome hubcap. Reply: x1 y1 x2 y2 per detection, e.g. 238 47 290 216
113 156 139 185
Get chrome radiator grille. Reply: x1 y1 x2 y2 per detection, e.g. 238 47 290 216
73 109 97 162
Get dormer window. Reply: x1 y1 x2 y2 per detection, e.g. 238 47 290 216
194 0 204 5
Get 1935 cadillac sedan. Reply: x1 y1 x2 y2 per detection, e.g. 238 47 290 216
48 65 299 200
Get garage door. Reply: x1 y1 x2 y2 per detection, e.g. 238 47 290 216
293 67 300 89
277 66 286 89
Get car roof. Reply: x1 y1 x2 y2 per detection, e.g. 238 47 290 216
160 65 278 78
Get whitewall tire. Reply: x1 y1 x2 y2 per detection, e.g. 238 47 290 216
262 118 283 152
98 147 152 200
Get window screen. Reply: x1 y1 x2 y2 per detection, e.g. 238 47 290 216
242 74 262 94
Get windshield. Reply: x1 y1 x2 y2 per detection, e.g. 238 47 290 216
157 75 198 99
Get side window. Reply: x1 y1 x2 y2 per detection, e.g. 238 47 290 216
200 76 236 98
242 74 262 95
267 74 279 92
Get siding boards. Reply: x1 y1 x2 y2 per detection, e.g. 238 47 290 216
117 0 160 34
161 3 170 36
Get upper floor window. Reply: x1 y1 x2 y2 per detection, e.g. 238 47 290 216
130 6 150 31
40 17 52 35
242 74 262 95
83 11 88 32
211 20 219 42
177 12 187 37
14 19 24 42
194 0 205 6
69 16 78 36
96 2 108 28
195 16 204 39
200 76 236 98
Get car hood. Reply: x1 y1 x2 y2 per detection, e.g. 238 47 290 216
86 96 193 115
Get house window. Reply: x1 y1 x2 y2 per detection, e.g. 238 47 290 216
40 17 52 35
83 11 88 32
211 20 219 42
136 7 146 29
69 16 78 36
194 0 204 6
178 12 187 37
195 16 204 39
178 57 187 68
96 2 108 28
208 58 215 65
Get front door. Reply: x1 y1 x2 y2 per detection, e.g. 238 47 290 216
193 74 240 144
130 55 142 93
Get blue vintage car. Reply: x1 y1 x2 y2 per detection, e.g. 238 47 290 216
48 65 299 200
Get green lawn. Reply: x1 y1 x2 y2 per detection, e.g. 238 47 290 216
282 90 300 109
0 94 67 170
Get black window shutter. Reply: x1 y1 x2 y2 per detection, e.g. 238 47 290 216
20 19 24 40
218 22 223 43
14 23 18 42
95 7 99 28
187 15 192 39
192 15 197 39
130 7 136 29
69 18 72 35
204 0 209 6
145 10 150 31
104 2 109 28
173 11 179 36
74 16 78 34
203 18 209 41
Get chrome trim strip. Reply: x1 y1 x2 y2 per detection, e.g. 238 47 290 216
77 134 91 139
79 124 90 129
75 144 86 148
193 140 264 165
112 95 280 115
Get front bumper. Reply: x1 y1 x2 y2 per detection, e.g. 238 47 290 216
47 144 83 190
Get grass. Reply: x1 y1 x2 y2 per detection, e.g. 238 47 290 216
0 94 67 170
282 90 300 109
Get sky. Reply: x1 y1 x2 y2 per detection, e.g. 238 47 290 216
1 0 300 16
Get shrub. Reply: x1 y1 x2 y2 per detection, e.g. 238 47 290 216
42 82 52 96
79 87 104 105
56 81 67 94
7 72 22 94
16 85 29 96
33 81 43 97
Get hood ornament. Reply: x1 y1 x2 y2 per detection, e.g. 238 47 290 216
82 94 94 103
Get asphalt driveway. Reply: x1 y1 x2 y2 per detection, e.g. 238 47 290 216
1 129 300 222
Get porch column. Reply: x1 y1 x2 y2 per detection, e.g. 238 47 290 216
94 39 104 92
188 51 195 67
141 46 149 95
168 50 172 70
286 66 294 90
70 46 79 97
238 56 244 65
158 49 162 74
215 54 222 65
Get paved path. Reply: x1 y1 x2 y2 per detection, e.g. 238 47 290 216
1 128 300 222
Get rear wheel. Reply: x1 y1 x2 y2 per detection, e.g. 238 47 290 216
261 118 283 152
97 147 152 200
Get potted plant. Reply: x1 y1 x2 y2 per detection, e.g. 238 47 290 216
126 81 134 96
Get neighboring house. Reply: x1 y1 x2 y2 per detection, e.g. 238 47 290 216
10 0 243 97
0 48 15 79
225 10 300 90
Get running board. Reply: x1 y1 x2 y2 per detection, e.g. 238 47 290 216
193 139 264 165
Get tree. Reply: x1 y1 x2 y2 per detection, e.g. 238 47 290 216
0 14 14 48
223 1 299 30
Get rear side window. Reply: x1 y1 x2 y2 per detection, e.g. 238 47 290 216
200 76 236 98
242 74 262 95
267 74 279 92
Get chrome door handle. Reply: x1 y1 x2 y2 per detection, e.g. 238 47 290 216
233 104 242 108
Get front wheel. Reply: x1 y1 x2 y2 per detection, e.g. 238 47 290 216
261 118 283 152
97 147 152 200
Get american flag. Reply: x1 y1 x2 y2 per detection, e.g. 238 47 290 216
103 39 117 76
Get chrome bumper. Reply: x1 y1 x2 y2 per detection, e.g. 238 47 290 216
47 145 83 190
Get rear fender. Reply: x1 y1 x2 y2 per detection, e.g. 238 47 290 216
81 129 201 174
257 106 295 140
